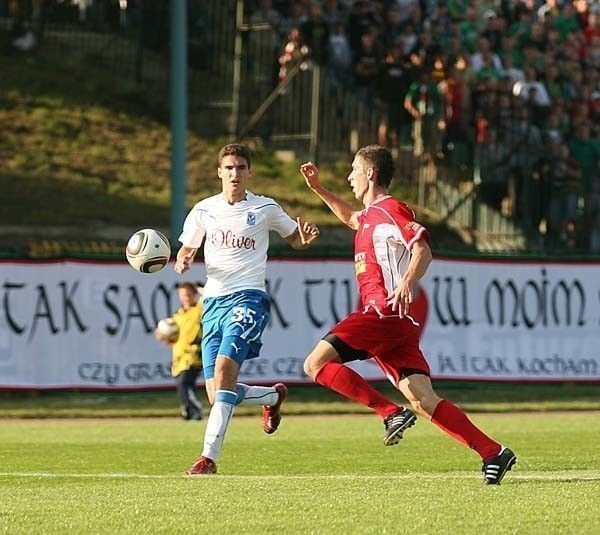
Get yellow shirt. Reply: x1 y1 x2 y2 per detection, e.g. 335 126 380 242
171 301 202 377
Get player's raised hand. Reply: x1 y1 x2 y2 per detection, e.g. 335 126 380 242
299 161 321 190
296 216 320 245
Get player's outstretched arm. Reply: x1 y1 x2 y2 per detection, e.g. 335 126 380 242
174 246 197 275
300 161 359 230
286 216 320 250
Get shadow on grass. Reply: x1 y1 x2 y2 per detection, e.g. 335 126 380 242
1 171 169 229
1 382 599 418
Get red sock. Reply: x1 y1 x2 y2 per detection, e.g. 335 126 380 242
431 399 501 461
314 361 400 419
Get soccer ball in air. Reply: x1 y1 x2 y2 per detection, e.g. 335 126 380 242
126 228 171 273
156 318 179 342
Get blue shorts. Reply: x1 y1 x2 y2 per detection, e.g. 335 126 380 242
201 289 270 379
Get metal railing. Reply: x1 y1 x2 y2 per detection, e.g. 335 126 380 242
4 0 584 254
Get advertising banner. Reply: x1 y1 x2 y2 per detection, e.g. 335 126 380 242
1 257 599 389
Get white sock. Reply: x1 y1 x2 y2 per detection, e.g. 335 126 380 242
201 393 235 462
236 383 278 406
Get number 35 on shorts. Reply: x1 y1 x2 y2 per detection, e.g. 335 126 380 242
231 306 257 324
228 305 268 342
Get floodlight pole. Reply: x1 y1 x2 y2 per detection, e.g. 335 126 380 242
230 0 244 140
170 0 187 247
309 63 321 162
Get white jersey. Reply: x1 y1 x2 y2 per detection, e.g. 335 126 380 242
179 191 297 298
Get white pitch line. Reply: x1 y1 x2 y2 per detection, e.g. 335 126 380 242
0 471 599 481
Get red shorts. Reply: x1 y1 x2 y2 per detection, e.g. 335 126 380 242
328 308 431 385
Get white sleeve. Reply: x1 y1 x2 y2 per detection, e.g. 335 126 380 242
267 204 298 238
493 54 503 71
534 82 551 106
178 207 206 248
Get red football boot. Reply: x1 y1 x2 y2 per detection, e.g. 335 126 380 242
185 455 217 476
262 383 288 434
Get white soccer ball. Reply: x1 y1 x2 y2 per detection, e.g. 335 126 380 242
157 318 179 342
126 228 171 273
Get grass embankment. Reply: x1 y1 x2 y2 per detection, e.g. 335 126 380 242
0 44 470 253
1 382 599 418
0 47 379 229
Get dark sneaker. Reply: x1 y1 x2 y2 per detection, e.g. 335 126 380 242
185 456 217 476
262 383 288 434
383 408 416 446
183 410 203 421
482 446 516 485
188 408 204 420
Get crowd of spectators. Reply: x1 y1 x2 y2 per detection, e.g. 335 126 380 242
247 0 600 253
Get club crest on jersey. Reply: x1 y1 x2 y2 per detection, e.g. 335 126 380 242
354 252 366 275
246 212 256 225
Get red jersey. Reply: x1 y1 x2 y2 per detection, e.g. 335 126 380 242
354 196 429 316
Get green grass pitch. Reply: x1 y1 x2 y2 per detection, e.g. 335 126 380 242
1 413 599 534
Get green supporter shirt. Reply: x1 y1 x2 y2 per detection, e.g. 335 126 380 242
553 16 580 41
508 21 532 48
477 66 503 83
405 82 443 118
567 138 600 195
447 0 469 21
460 21 478 53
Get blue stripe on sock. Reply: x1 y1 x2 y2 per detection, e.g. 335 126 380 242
244 393 273 401
215 389 237 405
235 384 249 406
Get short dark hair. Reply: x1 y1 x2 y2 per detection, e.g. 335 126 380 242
218 143 252 169
356 145 395 188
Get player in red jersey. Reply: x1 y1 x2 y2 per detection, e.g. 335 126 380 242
300 145 516 485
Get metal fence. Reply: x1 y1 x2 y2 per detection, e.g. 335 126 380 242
182 1 532 252
5 0 584 254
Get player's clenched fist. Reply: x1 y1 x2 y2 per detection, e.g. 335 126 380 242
300 161 321 190
174 246 196 275
174 259 189 275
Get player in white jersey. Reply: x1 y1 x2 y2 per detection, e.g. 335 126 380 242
175 143 320 475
